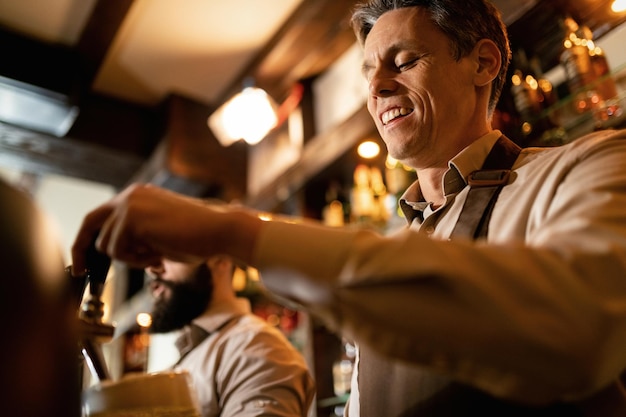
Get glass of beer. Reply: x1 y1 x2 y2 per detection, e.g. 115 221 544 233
82 371 200 417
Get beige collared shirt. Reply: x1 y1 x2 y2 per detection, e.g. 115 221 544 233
175 298 315 417
254 129 626 410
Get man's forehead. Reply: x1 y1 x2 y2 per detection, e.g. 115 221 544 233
364 10 449 64
364 7 434 49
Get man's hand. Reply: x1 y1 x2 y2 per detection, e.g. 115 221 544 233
71 184 246 274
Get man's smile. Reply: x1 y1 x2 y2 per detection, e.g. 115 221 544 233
381 107 413 125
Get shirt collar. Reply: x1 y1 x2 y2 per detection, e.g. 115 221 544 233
448 130 503 181
191 297 251 333
174 298 252 358
175 324 210 358
398 130 503 224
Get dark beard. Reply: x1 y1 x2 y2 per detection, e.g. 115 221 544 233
149 263 214 333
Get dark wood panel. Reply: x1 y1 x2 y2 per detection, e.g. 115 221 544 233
0 27 79 95
245 105 376 211
0 122 142 189
163 95 249 201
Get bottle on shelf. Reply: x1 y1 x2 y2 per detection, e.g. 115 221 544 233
559 16 620 121
509 48 560 144
588 45 621 124
332 339 356 397
590 47 618 103
322 181 347 227
350 164 390 228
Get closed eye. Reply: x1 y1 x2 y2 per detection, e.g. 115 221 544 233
398 58 419 71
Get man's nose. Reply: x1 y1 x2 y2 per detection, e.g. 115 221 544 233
369 70 398 97
149 279 166 298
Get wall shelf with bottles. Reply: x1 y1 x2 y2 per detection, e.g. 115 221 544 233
528 62 626 147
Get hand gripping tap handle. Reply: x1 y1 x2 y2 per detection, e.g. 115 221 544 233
75 233 114 382
65 233 111 310
84 234 111 299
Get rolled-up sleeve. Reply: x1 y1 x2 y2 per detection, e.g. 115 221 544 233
253 129 626 405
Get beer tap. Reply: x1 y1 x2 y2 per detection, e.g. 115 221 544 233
67 237 115 382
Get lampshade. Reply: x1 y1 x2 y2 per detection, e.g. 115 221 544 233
612 0 626 12
208 86 278 146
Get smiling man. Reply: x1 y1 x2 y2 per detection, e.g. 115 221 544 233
72 1 626 416
360 5 502 208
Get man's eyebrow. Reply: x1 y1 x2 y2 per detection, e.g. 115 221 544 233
361 62 374 76
360 42 416 76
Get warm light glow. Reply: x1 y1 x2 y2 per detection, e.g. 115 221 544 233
231 267 247 292
258 213 273 221
612 0 626 13
385 155 398 168
357 140 380 159
385 155 413 172
511 72 522 86
247 267 260 281
525 75 538 90
208 87 278 146
538 79 553 94
136 312 152 328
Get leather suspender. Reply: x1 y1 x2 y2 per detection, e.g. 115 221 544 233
445 137 626 415
450 135 521 240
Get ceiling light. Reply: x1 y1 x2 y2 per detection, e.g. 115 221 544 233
207 86 278 146
612 0 626 12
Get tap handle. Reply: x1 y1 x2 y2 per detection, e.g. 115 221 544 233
66 266 88 310
85 233 111 298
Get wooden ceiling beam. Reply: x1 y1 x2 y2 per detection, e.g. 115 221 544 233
214 0 359 104
76 0 135 95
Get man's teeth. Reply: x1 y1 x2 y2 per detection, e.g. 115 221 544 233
382 107 412 125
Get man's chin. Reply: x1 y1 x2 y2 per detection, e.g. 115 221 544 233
148 310 188 334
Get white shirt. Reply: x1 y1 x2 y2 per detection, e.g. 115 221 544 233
253 129 626 414
175 298 315 417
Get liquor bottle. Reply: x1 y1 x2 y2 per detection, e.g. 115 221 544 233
559 16 619 120
560 16 596 103
349 164 392 228
529 55 558 110
332 339 356 396
322 181 347 227
511 49 540 127
588 45 621 123
509 49 558 141
350 164 374 223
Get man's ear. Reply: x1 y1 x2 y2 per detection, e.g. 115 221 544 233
473 38 501 87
